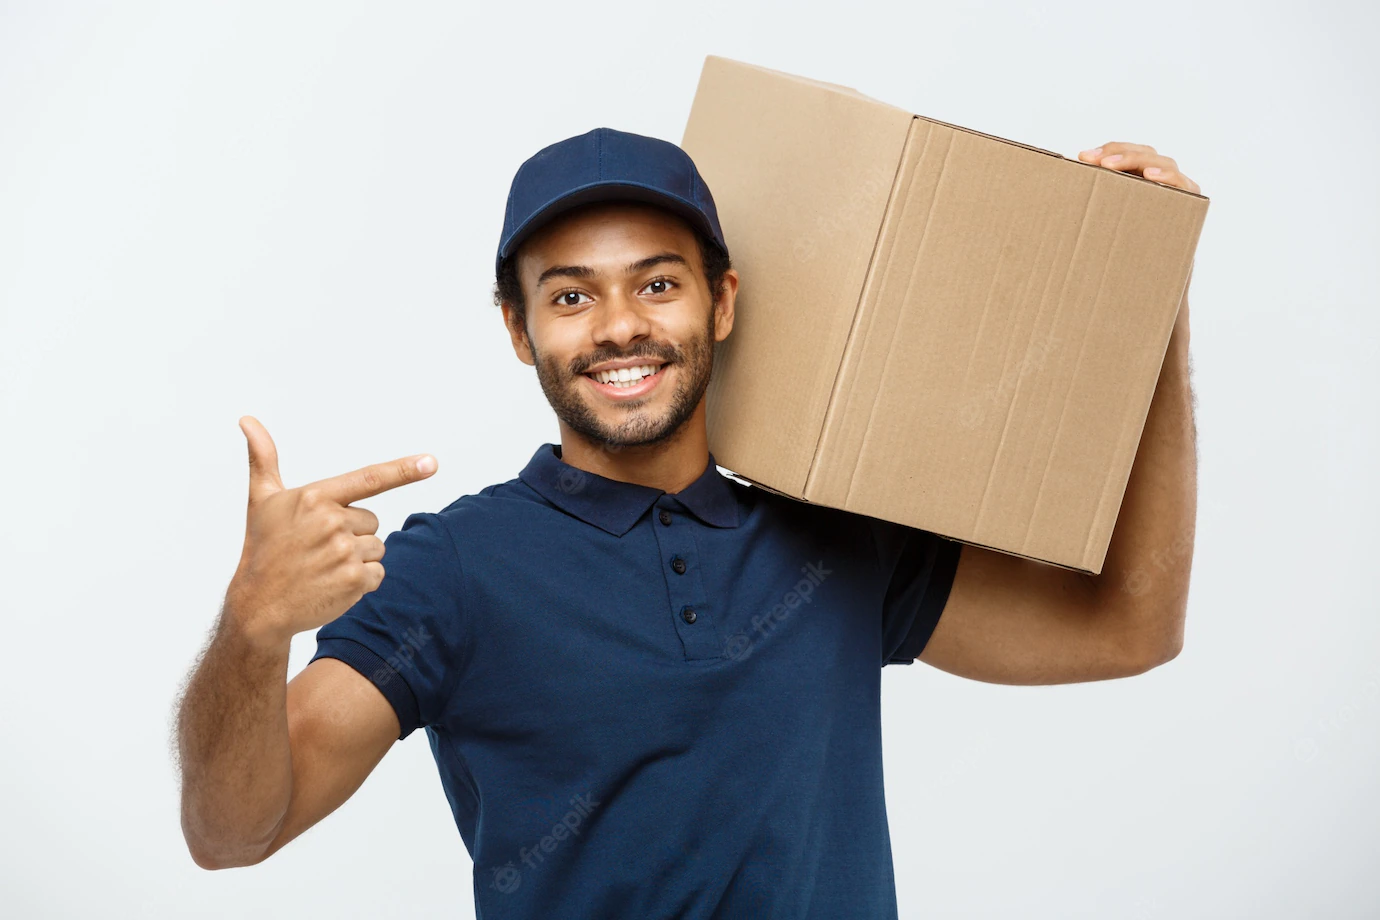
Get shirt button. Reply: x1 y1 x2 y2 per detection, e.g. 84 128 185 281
681 607 697 624
658 509 672 526
671 556 686 574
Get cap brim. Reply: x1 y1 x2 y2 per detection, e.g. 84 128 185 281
496 181 722 272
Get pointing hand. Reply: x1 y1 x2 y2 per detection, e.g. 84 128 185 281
227 415 438 646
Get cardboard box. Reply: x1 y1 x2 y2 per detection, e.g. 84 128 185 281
681 55 1208 574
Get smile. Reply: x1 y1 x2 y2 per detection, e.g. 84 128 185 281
581 363 668 399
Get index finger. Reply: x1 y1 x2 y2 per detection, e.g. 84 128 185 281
308 454 438 505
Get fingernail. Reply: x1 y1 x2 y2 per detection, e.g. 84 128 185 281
416 455 436 474
1103 154 1123 164
1081 147 1103 158
1144 167 1162 177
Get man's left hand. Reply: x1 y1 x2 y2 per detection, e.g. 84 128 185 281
1078 142 1201 194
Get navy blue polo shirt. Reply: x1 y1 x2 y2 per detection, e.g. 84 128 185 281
311 442 962 919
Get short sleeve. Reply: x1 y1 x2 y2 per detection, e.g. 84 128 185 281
309 511 467 739
870 518 963 667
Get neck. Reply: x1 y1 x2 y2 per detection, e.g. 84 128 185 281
556 407 711 495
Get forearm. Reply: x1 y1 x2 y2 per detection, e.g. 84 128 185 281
175 595 294 868
1090 289 1198 663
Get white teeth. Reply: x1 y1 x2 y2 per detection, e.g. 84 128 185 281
592 364 660 385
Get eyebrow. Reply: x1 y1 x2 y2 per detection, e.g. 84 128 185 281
535 252 690 289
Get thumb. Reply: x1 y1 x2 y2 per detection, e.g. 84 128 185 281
239 415 284 503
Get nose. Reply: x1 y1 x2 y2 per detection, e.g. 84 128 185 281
588 285 653 352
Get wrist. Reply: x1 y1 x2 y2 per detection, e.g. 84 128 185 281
221 589 294 658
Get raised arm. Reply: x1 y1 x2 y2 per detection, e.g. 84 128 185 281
918 280 1196 684
175 602 400 868
910 141 1200 685
174 416 437 867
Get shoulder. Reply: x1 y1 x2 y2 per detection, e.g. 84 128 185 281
425 474 554 550
435 475 544 518
727 476 881 560
732 477 955 573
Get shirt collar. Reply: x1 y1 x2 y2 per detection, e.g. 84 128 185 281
518 442 741 537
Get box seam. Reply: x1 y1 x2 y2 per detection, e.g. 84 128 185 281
841 126 953 506
1018 185 1132 564
802 117 923 499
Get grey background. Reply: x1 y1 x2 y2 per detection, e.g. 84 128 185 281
2 1 1376 917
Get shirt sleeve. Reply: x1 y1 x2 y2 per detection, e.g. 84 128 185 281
309 511 467 739
870 517 963 667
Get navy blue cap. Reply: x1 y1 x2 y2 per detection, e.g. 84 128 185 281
496 127 728 276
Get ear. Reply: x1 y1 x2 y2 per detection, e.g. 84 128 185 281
501 302 536 366
712 268 739 343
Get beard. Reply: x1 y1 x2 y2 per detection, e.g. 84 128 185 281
531 306 717 450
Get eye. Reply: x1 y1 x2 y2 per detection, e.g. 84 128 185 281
553 289 592 307
641 276 677 296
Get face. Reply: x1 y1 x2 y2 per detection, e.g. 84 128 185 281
502 201 737 450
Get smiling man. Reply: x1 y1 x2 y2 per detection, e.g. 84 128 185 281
177 128 1199 919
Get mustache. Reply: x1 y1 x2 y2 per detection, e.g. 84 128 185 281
571 347 677 376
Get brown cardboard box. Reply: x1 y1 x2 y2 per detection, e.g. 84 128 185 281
681 55 1208 574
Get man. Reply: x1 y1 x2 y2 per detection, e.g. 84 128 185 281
176 127 1200 918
